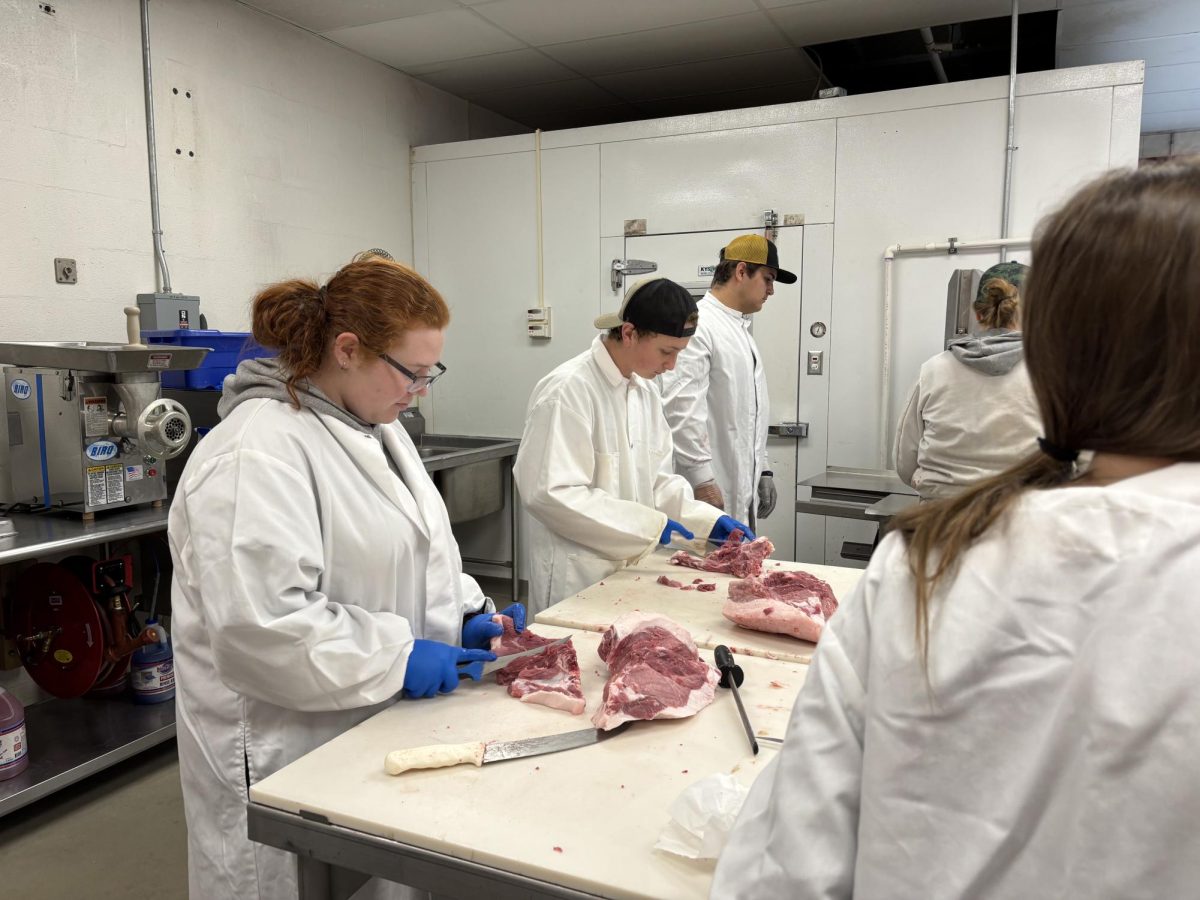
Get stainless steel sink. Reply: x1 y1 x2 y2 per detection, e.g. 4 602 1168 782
411 433 521 523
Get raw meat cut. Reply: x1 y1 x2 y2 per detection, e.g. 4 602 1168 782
490 616 585 715
670 530 775 578
656 575 717 592
723 570 839 643
591 612 719 730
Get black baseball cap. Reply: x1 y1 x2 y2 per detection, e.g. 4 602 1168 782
719 234 797 284
594 277 698 338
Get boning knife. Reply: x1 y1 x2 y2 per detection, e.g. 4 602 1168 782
384 721 632 775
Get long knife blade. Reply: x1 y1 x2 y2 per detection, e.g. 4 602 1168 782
458 638 571 681
384 721 631 776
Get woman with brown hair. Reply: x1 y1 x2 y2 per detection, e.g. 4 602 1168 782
168 256 523 899
713 159 1200 899
894 260 1042 499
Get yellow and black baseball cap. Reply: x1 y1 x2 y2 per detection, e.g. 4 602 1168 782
594 276 698 337
719 234 797 284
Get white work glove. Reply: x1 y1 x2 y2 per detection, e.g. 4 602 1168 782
757 473 777 519
694 480 724 510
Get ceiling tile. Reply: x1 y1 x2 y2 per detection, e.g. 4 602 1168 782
540 12 790 77
245 0 458 32
1057 33 1200 69
325 8 524 68
767 0 1056 45
469 0 759 46
595 49 817 103
1058 0 1200 48
407 49 577 95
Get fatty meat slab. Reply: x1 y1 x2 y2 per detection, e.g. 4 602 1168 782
669 530 775 578
723 570 839 642
592 612 720 730
489 616 586 714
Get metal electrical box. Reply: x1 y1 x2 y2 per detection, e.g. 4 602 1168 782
136 292 201 330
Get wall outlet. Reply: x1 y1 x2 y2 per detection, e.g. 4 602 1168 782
527 306 552 339
55 257 77 284
806 350 824 375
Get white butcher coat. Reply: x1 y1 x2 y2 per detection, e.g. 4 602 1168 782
659 292 769 522
169 398 489 900
713 463 1200 899
515 335 722 615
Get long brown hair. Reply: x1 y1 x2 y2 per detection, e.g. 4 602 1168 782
250 257 450 405
892 158 1200 670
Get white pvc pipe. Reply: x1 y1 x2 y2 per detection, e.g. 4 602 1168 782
1001 0 1020 261
534 128 545 309
878 236 1031 469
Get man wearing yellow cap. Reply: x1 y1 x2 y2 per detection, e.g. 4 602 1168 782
660 234 797 529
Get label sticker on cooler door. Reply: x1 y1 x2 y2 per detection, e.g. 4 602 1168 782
84 396 109 437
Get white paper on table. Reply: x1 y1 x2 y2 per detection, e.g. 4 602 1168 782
654 773 750 860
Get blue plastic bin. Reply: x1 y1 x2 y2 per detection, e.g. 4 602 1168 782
143 330 271 390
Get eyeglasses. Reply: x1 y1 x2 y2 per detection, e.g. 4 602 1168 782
379 354 447 393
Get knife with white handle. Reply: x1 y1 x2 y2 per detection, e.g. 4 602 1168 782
384 721 631 775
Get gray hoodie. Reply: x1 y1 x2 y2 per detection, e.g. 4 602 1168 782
948 329 1025 376
217 357 378 436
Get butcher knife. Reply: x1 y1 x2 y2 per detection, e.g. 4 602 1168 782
384 721 632 776
715 645 758 755
458 635 572 680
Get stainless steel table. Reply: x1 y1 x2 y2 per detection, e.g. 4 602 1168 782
794 467 919 561
247 804 603 900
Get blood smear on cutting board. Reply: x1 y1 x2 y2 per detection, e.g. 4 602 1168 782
553 846 563 853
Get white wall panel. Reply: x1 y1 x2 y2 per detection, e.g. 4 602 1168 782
599 120 835 237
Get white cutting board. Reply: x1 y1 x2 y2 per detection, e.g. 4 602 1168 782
250 625 809 900
535 552 864 665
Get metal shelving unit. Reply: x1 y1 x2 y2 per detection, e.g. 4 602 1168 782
0 508 173 818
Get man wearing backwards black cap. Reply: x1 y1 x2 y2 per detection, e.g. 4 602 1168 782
661 234 796 528
515 277 755 615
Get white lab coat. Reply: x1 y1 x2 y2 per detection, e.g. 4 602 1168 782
515 335 722 615
713 463 1200 899
894 350 1041 500
660 292 769 522
168 398 489 900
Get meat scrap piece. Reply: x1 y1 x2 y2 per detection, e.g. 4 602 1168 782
591 612 719 730
656 575 717 592
723 570 839 643
669 530 775 578
491 616 585 715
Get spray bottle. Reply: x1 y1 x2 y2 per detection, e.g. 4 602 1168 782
131 618 175 704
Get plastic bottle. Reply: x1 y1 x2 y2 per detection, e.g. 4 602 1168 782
131 619 175 704
0 686 29 781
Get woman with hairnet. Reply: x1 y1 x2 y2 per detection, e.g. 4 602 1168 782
713 159 1200 898
169 256 524 899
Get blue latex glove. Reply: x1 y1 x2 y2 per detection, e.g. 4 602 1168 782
403 640 496 699
461 604 527 650
709 515 756 544
660 519 695 545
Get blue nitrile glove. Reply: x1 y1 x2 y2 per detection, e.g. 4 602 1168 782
660 519 695 545
709 515 756 544
461 604 527 649
402 640 496 699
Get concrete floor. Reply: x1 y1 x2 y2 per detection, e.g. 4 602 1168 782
0 578 519 899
